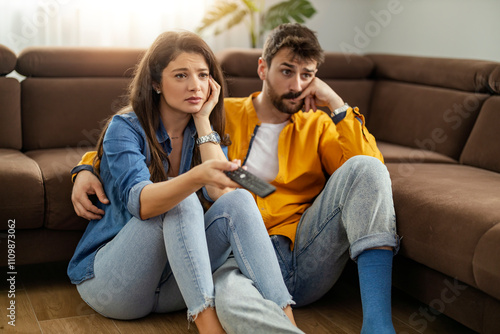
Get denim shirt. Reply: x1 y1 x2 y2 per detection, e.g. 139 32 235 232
68 112 221 284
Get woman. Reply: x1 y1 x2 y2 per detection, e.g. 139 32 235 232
67 31 296 333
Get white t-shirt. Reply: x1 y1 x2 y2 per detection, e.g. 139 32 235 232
245 121 288 182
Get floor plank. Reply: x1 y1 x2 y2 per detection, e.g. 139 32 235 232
294 306 348 333
39 314 121 334
20 262 95 321
113 312 199 334
0 289 41 334
391 288 477 334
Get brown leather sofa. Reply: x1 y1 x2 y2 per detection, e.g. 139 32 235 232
1 45 499 333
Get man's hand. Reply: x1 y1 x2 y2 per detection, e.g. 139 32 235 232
71 170 109 220
298 77 345 113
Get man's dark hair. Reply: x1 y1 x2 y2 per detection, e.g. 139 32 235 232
262 23 324 67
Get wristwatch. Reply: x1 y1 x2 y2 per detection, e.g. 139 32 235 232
196 131 221 146
330 102 350 118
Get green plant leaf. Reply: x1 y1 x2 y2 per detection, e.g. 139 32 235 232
261 0 316 34
241 0 259 12
214 8 248 35
196 0 242 34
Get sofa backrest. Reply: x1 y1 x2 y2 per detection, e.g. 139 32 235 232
0 45 21 150
16 47 145 151
366 54 497 161
216 48 375 116
460 66 500 173
460 95 500 173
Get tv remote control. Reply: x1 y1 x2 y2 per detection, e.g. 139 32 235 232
225 167 276 198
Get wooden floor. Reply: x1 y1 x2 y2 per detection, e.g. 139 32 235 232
1 261 477 334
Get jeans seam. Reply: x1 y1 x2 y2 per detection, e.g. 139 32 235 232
227 215 265 299
174 202 206 315
295 206 342 259
271 236 293 281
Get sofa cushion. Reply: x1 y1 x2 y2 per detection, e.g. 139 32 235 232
473 224 500 301
378 142 457 165
217 48 263 78
0 149 44 230
26 147 91 231
488 66 500 94
0 77 21 149
21 77 130 150
460 96 500 173
16 47 144 77
367 54 498 93
368 81 489 160
0 44 16 75
387 163 500 289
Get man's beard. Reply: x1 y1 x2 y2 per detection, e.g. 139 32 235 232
266 79 304 115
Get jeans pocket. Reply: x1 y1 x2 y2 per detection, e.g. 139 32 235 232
270 235 294 283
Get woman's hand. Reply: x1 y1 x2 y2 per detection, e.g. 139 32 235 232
140 159 242 219
193 159 242 191
194 76 221 120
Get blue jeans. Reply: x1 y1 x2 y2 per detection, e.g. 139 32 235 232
215 258 305 334
276 156 400 306
214 156 400 332
76 189 293 321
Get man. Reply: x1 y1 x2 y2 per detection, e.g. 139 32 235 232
72 24 399 333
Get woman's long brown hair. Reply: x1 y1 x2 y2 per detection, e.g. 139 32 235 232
94 31 230 183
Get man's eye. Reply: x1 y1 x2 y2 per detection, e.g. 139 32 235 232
282 69 292 76
302 73 312 79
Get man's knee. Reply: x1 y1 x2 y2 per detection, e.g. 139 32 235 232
346 155 387 173
344 156 390 186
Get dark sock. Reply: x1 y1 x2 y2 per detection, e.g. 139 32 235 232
357 249 396 334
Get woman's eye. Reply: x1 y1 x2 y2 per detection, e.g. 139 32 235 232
175 73 186 79
200 73 209 79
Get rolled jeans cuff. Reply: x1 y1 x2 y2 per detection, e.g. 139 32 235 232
350 232 401 261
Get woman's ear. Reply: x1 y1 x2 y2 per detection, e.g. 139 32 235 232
152 83 161 94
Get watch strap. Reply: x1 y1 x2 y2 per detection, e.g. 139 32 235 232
196 131 220 145
331 102 350 117
330 103 350 125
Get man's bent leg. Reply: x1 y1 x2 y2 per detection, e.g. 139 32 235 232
214 257 304 334
289 156 399 306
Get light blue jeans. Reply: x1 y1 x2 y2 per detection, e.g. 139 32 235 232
76 189 293 321
276 155 400 306
214 156 400 331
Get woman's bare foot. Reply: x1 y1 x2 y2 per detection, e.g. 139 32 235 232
283 305 297 326
194 307 226 334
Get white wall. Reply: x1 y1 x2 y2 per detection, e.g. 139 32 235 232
305 0 500 62
1 0 499 62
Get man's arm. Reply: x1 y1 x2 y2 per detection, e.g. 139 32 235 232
71 151 109 220
298 77 384 166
